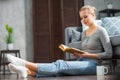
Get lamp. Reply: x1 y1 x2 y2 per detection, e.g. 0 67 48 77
104 0 113 9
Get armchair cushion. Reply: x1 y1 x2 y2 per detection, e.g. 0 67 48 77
101 17 120 36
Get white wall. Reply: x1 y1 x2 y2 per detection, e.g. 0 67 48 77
84 0 120 19
24 0 33 61
0 0 33 61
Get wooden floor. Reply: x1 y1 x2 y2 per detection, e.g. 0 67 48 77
0 74 112 80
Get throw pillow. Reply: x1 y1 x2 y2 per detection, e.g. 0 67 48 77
71 30 81 42
101 17 120 36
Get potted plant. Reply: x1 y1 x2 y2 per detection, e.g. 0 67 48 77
5 24 14 50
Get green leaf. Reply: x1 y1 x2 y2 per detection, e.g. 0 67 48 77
9 27 13 34
5 24 9 31
5 24 14 44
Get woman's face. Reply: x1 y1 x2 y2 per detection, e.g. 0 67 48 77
80 9 95 26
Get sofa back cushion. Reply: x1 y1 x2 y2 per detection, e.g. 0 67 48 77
101 16 120 36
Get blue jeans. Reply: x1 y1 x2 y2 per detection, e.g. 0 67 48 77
36 58 97 77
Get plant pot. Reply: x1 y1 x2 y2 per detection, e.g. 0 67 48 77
7 43 14 50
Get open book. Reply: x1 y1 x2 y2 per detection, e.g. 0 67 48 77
59 44 85 54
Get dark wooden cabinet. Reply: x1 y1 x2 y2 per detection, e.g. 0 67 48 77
33 0 84 63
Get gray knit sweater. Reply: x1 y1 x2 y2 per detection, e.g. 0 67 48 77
81 26 112 60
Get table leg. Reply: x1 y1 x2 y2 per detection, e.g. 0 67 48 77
0 53 4 74
18 51 21 58
0 53 1 73
3 53 5 75
15 52 17 57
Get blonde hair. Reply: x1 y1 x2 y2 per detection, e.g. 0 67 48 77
79 5 96 15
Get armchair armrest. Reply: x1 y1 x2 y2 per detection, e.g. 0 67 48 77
65 27 82 60
110 35 120 46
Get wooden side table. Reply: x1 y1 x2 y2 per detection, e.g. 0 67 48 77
0 50 20 75
99 9 120 18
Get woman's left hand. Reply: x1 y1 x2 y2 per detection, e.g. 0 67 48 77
73 51 100 59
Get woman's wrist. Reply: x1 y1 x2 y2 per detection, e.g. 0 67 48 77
83 52 99 59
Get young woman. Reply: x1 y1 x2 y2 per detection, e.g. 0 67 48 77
7 5 112 78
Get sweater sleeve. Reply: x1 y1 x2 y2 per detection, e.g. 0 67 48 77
98 28 113 59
